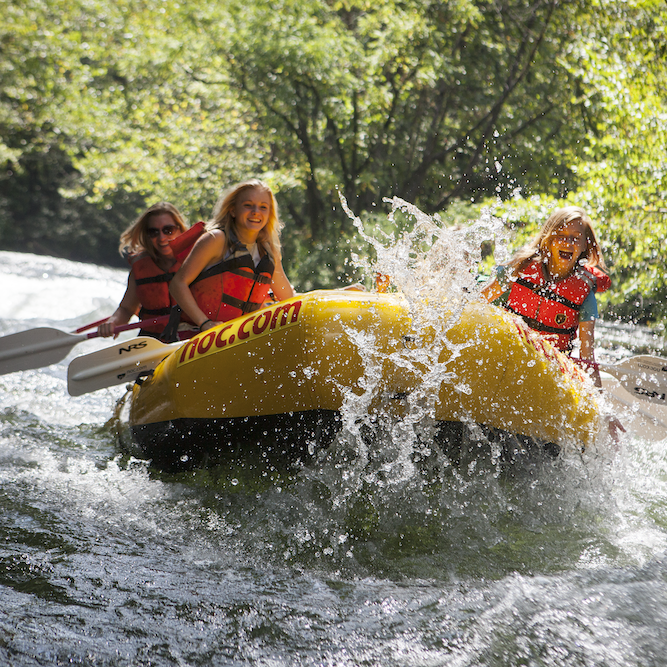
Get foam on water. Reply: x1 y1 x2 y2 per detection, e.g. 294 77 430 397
270 197 667 577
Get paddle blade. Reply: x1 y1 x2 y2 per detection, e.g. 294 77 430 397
67 337 182 396
607 355 667 405
0 328 85 376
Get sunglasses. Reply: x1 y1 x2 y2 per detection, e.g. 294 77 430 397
147 225 178 238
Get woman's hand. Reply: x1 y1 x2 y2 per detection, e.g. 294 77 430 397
198 319 220 332
98 318 120 338
97 307 134 338
608 416 626 443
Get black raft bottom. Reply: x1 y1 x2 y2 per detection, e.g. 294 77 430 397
434 420 561 466
129 411 560 473
130 409 342 473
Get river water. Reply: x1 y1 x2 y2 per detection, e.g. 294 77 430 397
1 248 667 666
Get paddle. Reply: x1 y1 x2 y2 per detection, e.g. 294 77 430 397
0 315 170 376
67 336 183 396
575 355 667 405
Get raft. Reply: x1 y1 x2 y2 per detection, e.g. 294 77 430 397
128 290 601 470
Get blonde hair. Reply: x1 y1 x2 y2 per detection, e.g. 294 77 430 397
507 206 607 277
119 202 188 264
207 179 283 259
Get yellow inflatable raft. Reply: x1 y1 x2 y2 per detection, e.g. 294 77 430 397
128 290 600 469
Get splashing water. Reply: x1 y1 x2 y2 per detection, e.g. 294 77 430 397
331 197 519 481
345 195 509 305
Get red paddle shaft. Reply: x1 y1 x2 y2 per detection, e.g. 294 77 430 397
81 315 171 338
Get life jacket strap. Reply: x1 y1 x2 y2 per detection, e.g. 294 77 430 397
139 305 172 317
191 256 273 286
159 305 183 343
509 311 578 337
513 277 583 311
219 292 264 314
134 272 176 286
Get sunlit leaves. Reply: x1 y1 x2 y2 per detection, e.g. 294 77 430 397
0 0 264 220
218 0 582 230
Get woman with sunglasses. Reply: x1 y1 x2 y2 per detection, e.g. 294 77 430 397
98 202 188 338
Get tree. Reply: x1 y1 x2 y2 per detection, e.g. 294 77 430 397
0 0 148 264
206 0 604 234
0 0 265 263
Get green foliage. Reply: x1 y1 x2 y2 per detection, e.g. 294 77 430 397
0 136 145 266
0 0 666 323
217 0 595 221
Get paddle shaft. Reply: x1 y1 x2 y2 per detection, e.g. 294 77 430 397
84 316 171 340
73 317 111 334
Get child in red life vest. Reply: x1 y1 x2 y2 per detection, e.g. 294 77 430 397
170 179 295 332
482 206 611 387
98 202 188 338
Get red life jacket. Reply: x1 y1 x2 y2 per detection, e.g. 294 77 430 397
504 259 611 352
130 255 180 334
129 222 206 334
189 233 275 323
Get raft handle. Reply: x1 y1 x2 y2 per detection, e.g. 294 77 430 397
135 370 155 386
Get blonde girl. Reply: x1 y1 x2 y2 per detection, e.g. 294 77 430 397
170 179 295 331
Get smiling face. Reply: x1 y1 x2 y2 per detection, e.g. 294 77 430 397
146 212 183 261
546 219 588 280
232 186 272 243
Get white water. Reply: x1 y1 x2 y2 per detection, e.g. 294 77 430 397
1 247 667 666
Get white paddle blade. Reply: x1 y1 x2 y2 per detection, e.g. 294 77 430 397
67 337 182 396
607 355 667 405
0 328 86 376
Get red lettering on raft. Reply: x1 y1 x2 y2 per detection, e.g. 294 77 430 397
179 337 199 364
271 300 302 329
238 315 255 340
253 310 272 335
197 330 215 355
215 325 233 349
176 299 304 366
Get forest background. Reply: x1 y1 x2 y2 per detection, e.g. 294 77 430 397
1 0 665 323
